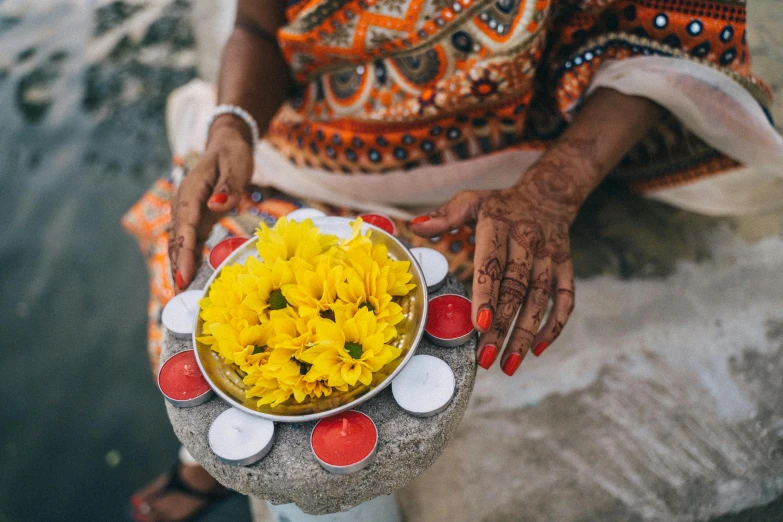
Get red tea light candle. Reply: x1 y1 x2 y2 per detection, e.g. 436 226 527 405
209 408 276 466
410 247 448 292
158 350 213 407
358 213 397 235
311 411 378 474
285 207 326 223
208 236 248 270
424 294 475 347
392 355 455 417
161 290 203 339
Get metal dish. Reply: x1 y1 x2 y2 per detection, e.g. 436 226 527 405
192 216 428 422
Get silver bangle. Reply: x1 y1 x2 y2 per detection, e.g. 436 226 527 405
207 104 260 152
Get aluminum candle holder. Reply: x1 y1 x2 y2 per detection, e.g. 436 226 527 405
208 237 249 270
310 411 378 474
410 247 448 292
162 290 203 339
392 354 455 417
208 408 276 466
158 350 214 407
424 294 475 347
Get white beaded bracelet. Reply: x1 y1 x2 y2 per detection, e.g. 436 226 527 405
207 104 260 153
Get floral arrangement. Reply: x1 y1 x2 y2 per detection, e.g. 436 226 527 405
197 217 416 408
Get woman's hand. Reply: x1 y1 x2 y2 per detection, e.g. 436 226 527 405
169 116 253 291
409 139 601 375
409 89 665 375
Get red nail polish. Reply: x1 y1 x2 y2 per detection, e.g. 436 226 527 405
209 193 228 205
129 496 142 508
478 344 498 369
409 215 431 226
533 341 549 357
502 353 523 376
477 308 493 331
175 269 185 290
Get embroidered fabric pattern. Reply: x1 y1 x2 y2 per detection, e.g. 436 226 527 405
268 0 769 185
270 0 552 173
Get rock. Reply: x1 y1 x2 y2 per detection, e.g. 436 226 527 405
162 265 477 515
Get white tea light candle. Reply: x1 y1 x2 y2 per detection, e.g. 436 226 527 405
285 207 327 223
410 247 448 292
392 355 455 417
161 290 203 339
208 408 275 466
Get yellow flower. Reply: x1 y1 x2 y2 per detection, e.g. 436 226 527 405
255 217 337 265
245 369 292 407
199 264 258 335
198 214 416 409
245 348 333 406
340 217 373 251
336 265 403 331
238 256 294 319
370 244 416 296
301 308 400 387
343 244 416 297
281 258 344 319
197 318 274 370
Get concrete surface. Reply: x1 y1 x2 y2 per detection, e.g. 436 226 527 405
163 269 477 515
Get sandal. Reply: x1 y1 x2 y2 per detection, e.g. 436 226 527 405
130 462 231 522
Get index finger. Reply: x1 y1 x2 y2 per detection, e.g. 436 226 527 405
170 173 215 291
471 217 507 333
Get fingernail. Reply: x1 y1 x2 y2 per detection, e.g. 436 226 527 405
533 341 549 357
477 308 493 331
129 495 142 508
478 344 498 369
175 269 185 290
209 193 228 205
409 215 431 226
502 353 523 376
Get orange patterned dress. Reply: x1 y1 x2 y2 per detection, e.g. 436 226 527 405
123 0 778 372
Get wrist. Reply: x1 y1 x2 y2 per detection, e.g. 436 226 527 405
514 140 603 222
209 113 254 148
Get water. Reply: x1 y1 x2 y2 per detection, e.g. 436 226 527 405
0 1 249 520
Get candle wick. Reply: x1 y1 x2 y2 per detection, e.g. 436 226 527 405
446 303 453 318
341 417 348 436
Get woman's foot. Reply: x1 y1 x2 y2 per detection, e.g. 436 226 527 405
130 463 229 522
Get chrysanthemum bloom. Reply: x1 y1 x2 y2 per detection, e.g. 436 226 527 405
281 258 344 319
238 256 295 319
346 244 416 297
245 348 333 406
244 367 293 407
197 320 275 370
199 264 258 334
255 217 337 265
336 265 403 333
301 308 400 387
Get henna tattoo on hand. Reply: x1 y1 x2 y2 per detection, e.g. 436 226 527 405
476 233 505 286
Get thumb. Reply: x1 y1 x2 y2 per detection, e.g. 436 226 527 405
408 190 483 237
206 151 250 213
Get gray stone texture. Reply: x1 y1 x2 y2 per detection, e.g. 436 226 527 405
163 268 476 515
